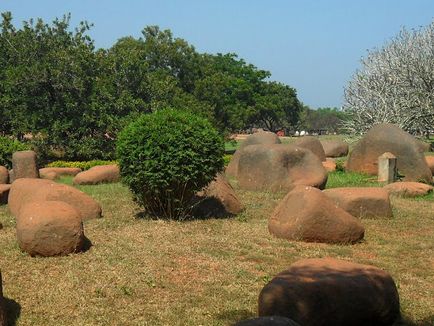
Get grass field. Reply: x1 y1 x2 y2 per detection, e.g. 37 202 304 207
0 172 433 325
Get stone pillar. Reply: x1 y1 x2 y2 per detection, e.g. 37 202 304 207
12 150 39 180
378 152 397 183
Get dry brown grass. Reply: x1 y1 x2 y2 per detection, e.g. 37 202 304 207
0 174 433 325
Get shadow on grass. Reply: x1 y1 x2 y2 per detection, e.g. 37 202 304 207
215 309 255 325
4 297 21 326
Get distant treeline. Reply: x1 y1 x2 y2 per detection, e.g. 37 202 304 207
0 12 345 160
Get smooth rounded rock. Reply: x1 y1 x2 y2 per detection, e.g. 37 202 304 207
16 201 85 257
39 167 82 180
269 186 364 244
238 144 328 192
293 136 326 161
73 165 120 185
192 173 244 218
320 139 349 157
9 178 102 221
384 182 433 197
347 124 432 183
425 156 434 174
258 258 401 326
323 187 393 218
226 132 281 177
0 166 8 184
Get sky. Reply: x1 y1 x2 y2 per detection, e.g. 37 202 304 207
1 0 433 109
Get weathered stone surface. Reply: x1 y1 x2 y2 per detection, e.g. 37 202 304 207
269 186 364 244
235 316 300 326
320 139 349 157
8 170 14 184
347 124 432 183
73 165 120 185
16 201 85 257
0 166 8 184
12 150 39 180
192 173 244 218
237 144 328 192
0 271 6 326
0 185 11 205
293 136 326 161
39 167 82 180
416 139 432 152
226 132 281 177
9 178 102 221
258 258 401 326
426 156 434 174
377 152 397 183
323 187 392 218
322 158 336 172
384 182 433 197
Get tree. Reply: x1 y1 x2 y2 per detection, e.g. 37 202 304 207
300 107 348 133
343 21 434 135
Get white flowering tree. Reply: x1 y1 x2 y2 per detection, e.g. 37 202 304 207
343 21 434 136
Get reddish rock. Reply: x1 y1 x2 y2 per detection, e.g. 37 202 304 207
237 145 328 192
73 165 120 185
39 167 82 180
269 186 364 244
384 182 433 197
322 158 336 172
0 184 11 205
320 139 349 157
226 132 281 177
8 178 102 221
12 150 39 180
323 187 393 218
425 156 434 174
0 166 8 184
347 124 432 183
0 272 6 326
258 258 401 326
293 136 326 161
192 173 244 218
16 201 85 257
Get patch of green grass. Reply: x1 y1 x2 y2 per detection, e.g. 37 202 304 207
326 171 382 188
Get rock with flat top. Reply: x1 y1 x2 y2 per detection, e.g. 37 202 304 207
12 150 39 179
384 182 433 197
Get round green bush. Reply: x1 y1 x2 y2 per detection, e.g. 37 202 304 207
0 136 31 169
116 109 224 219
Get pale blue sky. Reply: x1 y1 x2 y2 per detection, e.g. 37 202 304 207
1 0 433 108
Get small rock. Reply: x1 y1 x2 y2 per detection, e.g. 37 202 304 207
384 182 433 197
73 165 120 185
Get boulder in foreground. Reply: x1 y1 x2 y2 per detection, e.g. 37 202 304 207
347 123 432 183
323 187 392 218
237 144 328 192
8 178 102 220
258 258 401 326
269 186 364 244
73 165 120 185
16 201 85 257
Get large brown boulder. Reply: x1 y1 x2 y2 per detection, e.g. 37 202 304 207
384 182 433 197
0 166 8 184
269 186 364 244
73 165 120 185
226 132 281 177
320 139 349 157
16 201 85 257
237 145 328 192
293 136 326 161
12 150 39 180
0 272 6 326
192 173 244 218
39 167 82 180
347 124 432 183
425 156 434 174
0 185 11 205
258 258 401 326
323 187 393 218
8 178 102 220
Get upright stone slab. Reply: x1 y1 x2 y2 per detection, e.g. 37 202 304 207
378 152 397 183
12 150 39 180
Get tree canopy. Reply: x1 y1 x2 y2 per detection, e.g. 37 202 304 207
0 12 303 160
